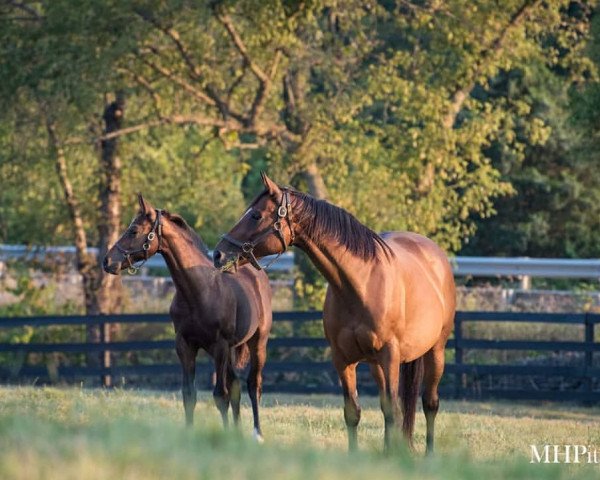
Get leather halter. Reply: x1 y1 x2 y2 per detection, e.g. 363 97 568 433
116 209 163 275
220 189 295 271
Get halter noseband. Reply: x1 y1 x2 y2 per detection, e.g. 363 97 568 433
116 209 164 275
220 189 295 271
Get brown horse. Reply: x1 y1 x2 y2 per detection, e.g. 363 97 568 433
104 194 272 441
214 173 455 454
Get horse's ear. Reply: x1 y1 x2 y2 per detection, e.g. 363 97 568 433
137 193 153 216
260 172 281 198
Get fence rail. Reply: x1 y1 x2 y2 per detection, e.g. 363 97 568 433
3 243 600 278
0 311 598 402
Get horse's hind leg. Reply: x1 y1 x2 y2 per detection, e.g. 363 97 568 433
213 340 231 428
422 342 445 455
175 334 199 427
333 353 361 451
247 335 266 442
227 363 242 427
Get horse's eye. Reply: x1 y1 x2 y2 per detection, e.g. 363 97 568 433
251 211 262 221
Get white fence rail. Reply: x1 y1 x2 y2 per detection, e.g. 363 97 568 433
2 244 600 279
0 244 600 279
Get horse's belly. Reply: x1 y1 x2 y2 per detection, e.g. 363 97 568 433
397 313 443 361
326 298 446 363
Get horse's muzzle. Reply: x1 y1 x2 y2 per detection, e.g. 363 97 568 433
213 249 241 271
212 250 224 268
103 256 121 275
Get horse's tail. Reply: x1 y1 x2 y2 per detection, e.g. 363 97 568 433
400 356 424 446
234 343 251 370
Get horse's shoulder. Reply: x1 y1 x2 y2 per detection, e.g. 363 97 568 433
169 293 192 319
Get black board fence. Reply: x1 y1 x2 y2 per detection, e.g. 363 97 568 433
0 311 598 402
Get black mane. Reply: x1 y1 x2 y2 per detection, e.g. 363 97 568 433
289 190 393 261
163 211 211 259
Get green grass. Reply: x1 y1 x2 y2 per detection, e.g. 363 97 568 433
0 386 599 479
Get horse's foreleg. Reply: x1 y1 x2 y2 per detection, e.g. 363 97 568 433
175 334 198 427
422 342 445 455
213 340 231 428
247 336 266 442
377 347 402 453
333 354 361 452
369 362 390 450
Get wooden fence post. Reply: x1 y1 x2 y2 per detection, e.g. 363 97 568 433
454 315 463 398
584 313 594 395
99 321 112 388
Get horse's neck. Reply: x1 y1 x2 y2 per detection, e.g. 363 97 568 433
295 234 374 303
159 232 215 303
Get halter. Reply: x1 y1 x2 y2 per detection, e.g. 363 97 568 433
220 189 295 271
116 209 163 275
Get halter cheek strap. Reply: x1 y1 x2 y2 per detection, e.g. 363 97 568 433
221 189 294 271
116 209 163 275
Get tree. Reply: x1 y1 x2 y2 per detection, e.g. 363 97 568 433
0 0 597 314
461 3 600 258
0 1 246 328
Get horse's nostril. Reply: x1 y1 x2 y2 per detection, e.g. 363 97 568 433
102 256 110 271
213 250 225 268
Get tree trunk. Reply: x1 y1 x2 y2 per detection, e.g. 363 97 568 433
302 162 328 200
44 113 103 362
294 162 328 309
45 94 126 386
95 93 126 387
97 93 125 317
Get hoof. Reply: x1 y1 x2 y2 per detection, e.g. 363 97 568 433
253 428 264 444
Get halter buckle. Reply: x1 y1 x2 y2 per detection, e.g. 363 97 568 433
277 205 287 218
147 232 156 241
127 266 138 275
242 242 254 253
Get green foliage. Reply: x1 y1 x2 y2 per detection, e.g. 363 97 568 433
0 0 598 282
118 127 247 246
463 9 600 258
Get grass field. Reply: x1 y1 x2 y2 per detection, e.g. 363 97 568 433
0 386 599 479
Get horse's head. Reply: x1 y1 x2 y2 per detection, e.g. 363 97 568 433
103 194 163 275
213 172 295 271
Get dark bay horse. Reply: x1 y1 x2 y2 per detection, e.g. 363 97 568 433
214 173 455 454
104 194 272 441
